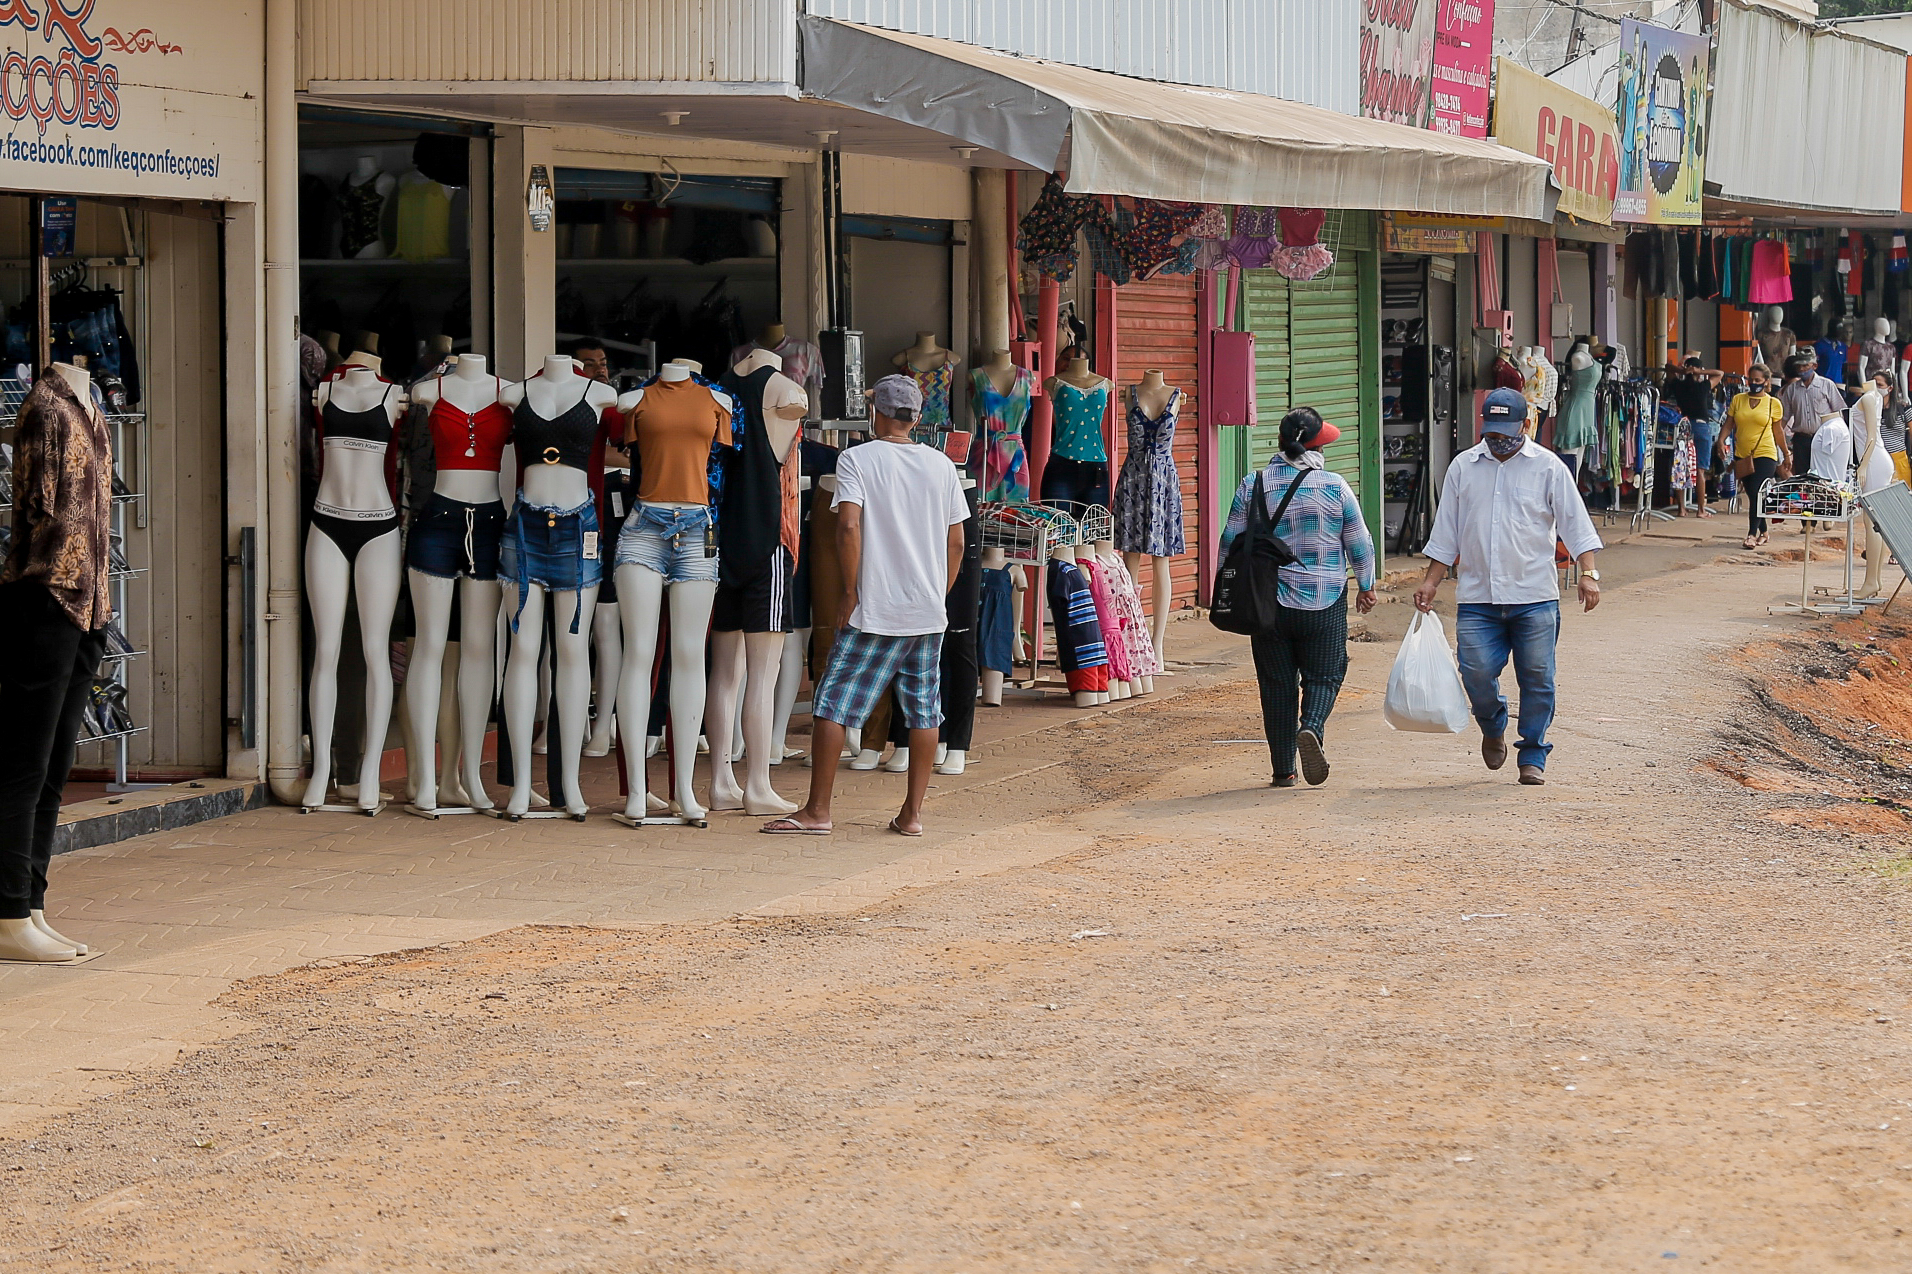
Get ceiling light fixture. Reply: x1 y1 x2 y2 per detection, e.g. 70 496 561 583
952 146 978 159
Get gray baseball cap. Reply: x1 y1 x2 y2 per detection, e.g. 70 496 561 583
871 373 923 423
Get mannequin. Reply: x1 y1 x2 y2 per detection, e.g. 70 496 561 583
339 332 382 377
1853 372 1899 598
584 461 632 758
1042 357 1114 508
613 362 737 823
1553 338 1600 478
1094 539 1157 697
0 362 112 960
496 355 618 819
306 365 406 811
339 156 396 260
403 354 514 814
895 333 960 431
1859 318 1900 394
1114 369 1182 667
975 348 1033 502
1756 307 1797 374
978 547 1026 707
731 322 823 417
1089 536 1133 701
1047 541 1108 707
1518 346 1558 425
704 347 808 815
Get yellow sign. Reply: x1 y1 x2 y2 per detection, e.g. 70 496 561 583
1491 58 1617 226
1382 216 1474 254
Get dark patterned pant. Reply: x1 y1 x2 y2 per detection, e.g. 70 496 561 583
1249 591 1349 781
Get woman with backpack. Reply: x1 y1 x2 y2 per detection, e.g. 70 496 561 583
1218 407 1377 788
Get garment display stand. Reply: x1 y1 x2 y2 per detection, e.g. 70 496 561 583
1760 477 1865 617
0 378 153 793
979 500 1080 687
1632 413 1686 533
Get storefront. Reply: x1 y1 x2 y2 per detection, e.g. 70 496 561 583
0 1 264 788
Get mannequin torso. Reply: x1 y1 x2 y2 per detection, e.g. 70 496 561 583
413 354 515 504
503 357 617 509
313 367 402 513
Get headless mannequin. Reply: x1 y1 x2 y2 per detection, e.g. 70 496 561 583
1050 541 1103 708
316 330 342 370
1091 537 1133 701
405 355 511 812
1123 369 1177 668
705 347 807 815
613 363 735 822
981 347 1018 394
307 365 406 811
760 322 786 347
0 363 102 961
496 356 618 818
1756 306 1796 374
1046 356 1109 398
1853 381 1895 597
979 547 1013 707
346 157 396 261
894 332 958 373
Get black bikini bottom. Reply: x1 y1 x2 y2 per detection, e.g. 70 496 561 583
311 505 400 564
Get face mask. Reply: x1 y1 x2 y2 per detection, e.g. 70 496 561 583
1485 432 1525 459
1748 383 1767 396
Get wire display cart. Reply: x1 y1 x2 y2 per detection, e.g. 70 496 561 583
978 500 1083 687
1759 476 1866 617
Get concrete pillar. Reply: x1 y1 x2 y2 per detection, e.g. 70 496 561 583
492 126 557 379
972 168 1009 357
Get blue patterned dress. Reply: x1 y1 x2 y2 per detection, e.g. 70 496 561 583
1112 387 1186 556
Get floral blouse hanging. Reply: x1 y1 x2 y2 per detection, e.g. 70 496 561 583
1272 207 1335 281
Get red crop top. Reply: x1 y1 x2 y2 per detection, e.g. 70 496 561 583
427 376 513 471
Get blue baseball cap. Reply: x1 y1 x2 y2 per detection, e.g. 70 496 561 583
1480 387 1528 436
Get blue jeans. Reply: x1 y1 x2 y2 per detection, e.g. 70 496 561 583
1455 601 1560 771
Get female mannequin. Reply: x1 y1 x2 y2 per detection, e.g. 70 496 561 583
1046 540 1109 707
496 355 618 819
974 348 1032 502
1854 371 1899 598
339 157 395 260
1554 339 1600 478
1042 357 1113 509
584 462 632 758
1114 369 1182 666
1756 306 1797 374
704 347 807 815
978 547 1026 706
1859 318 1900 394
404 354 513 814
894 333 959 432
732 322 823 414
613 362 737 823
307 365 406 811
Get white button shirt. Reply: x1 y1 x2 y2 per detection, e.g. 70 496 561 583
1422 438 1604 605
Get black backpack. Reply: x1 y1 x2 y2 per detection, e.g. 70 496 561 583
1209 467 1310 636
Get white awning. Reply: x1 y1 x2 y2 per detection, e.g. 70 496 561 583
800 17 1558 220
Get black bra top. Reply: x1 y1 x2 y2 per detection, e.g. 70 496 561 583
512 381 600 470
321 380 398 445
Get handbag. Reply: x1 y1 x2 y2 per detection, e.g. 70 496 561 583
1210 466 1311 636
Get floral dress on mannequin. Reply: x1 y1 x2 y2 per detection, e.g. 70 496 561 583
973 365 1033 502
1112 387 1186 556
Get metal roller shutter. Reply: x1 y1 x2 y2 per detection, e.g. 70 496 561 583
1115 274 1203 609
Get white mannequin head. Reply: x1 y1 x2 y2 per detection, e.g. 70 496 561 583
1877 317 1893 342
1764 305 1785 331
352 155 379 182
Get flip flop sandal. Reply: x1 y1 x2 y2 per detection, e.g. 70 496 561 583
888 817 923 838
761 817 831 835
1743 536 1759 550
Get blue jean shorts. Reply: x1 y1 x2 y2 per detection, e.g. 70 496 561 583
500 497 602 632
407 494 507 581
614 503 720 585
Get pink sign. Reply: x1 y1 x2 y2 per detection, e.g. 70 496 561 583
1431 0 1494 139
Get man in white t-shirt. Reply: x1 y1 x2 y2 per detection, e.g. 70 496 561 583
764 375 970 837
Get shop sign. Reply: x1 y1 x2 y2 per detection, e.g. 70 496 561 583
1382 214 1473 254
0 1 260 202
1390 212 1508 232
38 191 72 255
1430 0 1493 139
1613 17 1710 226
1491 58 1617 226
1361 0 1435 129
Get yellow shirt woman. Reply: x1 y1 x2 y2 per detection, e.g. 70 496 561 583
1728 391 1784 461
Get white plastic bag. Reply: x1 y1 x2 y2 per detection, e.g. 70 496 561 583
1383 611 1473 734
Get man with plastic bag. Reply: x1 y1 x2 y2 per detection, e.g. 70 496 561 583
1412 388 1603 786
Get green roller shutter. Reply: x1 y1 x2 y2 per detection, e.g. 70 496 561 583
1228 234 1382 548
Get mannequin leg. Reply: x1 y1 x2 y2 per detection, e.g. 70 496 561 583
351 530 403 811
456 579 502 808
435 641 470 806
1149 556 1173 667
532 644 553 754
501 583 548 818
614 564 666 820
405 570 456 810
705 630 749 810
666 580 720 821
740 630 797 814
302 529 353 808
770 627 809 764
584 602 622 757
548 587 599 816
1863 513 1886 598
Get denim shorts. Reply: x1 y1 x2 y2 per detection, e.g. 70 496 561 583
407 494 506 581
500 497 603 632
614 503 720 585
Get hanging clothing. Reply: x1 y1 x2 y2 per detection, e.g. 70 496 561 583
1225 206 1278 270
337 173 387 257
978 566 1016 675
973 366 1033 502
1112 387 1186 556
1093 549 1160 678
1079 556 1132 683
393 173 453 260
1749 239 1792 304
1046 558 1109 693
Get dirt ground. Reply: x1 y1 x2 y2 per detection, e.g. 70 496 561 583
7 552 1912 1272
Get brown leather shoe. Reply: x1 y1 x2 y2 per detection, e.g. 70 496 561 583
1518 765 1546 785
1481 734 1508 770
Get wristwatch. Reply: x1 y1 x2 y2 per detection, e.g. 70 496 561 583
1583 569 1601 581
